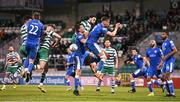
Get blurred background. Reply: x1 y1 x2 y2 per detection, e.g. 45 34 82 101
0 0 179 86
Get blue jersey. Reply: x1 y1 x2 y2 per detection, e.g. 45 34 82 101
133 54 145 69
75 33 86 55
86 23 108 44
67 52 76 68
146 47 163 68
26 19 44 45
162 39 175 61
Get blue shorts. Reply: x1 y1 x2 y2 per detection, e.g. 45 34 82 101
132 67 147 78
81 51 90 65
66 66 74 76
147 66 161 78
75 55 83 70
25 43 39 59
161 58 175 73
86 43 102 56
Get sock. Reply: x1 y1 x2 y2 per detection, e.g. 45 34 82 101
74 76 79 91
23 59 29 68
9 74 16 84
14 66 24 77
147 81 153 93
131 80 135 90
40 73 46 83
28 63 34 73
164 81 170 94
66 79 70 87
167 80 175 95
2 77 8 85
97 60 104 72
152 79 161 87
97 80 101 89
111 80 115 92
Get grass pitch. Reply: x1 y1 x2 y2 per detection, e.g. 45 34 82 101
0 85 179 102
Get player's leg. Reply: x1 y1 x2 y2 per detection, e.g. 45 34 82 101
146 69 154 96
165 60 175 97
108 67 115 94
128 69 141 93
65 66 73 91
73 56 81 96
161 63 170 95
1 72 9 90
96 66 105 92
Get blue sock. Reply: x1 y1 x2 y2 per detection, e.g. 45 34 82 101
164 81 170 94
74 77 79 91
167 80 175 95
131 80 135 90
28 63 34 73
153 79 161 87
23 59 29 68
147 81 153 92
79 80 82 87
66 79 70 87
97 60 104 72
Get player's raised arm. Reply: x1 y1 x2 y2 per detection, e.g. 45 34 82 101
106 23 122 37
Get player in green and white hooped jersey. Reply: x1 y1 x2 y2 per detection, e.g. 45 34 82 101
1 46 21 91
71 15 96 43
37 25 61 93
96 39 119 94
14 16 32 78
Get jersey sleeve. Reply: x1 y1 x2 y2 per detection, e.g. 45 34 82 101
146 49 149 57
158 48 164 57
77 34 84 42
101 27 108 36
114 49 118 58
169 40 175 49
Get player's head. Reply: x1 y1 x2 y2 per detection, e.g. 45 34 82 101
69 44 78 52
88 15 96 25
8 46 14 52
161 31 169 40
149 40 157 48
32 12 41 20
23 15 31 24
101 16 110 27
46 24 56 32
104 39 111 48
131 48 139 56
75 23 85 33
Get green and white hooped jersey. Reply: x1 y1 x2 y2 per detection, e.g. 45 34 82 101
80 20 91 32
104 47 117 68
6 51 20 67
40 31 56 50
20 24 28 46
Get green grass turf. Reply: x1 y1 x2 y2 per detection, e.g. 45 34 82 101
0 85 179 102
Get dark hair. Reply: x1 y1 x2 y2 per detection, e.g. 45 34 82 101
48 24 56 29
131 47 139 53
32 12 41 19
75 23 83 32
101 16 110 21
89 15 96 18
23 15 31 23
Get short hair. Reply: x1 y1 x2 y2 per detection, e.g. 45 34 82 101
23 15 31 23
75 22 83 32
101 16 110 22
89 15 96 18
131 47 139 53
32 12 40 19
48 24 56 29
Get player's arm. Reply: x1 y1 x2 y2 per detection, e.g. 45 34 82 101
14 53 21 63
114 50 119 69
106 23 122 37
164 41 177 60
79 34 87 44
145 50 150 67
157 49 164 70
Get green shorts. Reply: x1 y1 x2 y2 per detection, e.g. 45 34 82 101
38 47 49 62
6 66 18 74
101 66 115 76
19 45 27 60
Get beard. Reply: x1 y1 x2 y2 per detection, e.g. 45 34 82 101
150 44 155 48
162 36 167 40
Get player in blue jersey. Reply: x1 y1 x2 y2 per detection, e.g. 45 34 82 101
73 23 88 96
65 44 83 91
146 40 164 96
128 48 147 93
86 16 122 80
161 32 177 97
23 12 44 79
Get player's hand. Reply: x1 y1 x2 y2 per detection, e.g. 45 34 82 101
115 64 118 69
157 63 162 70
115 23 123 29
